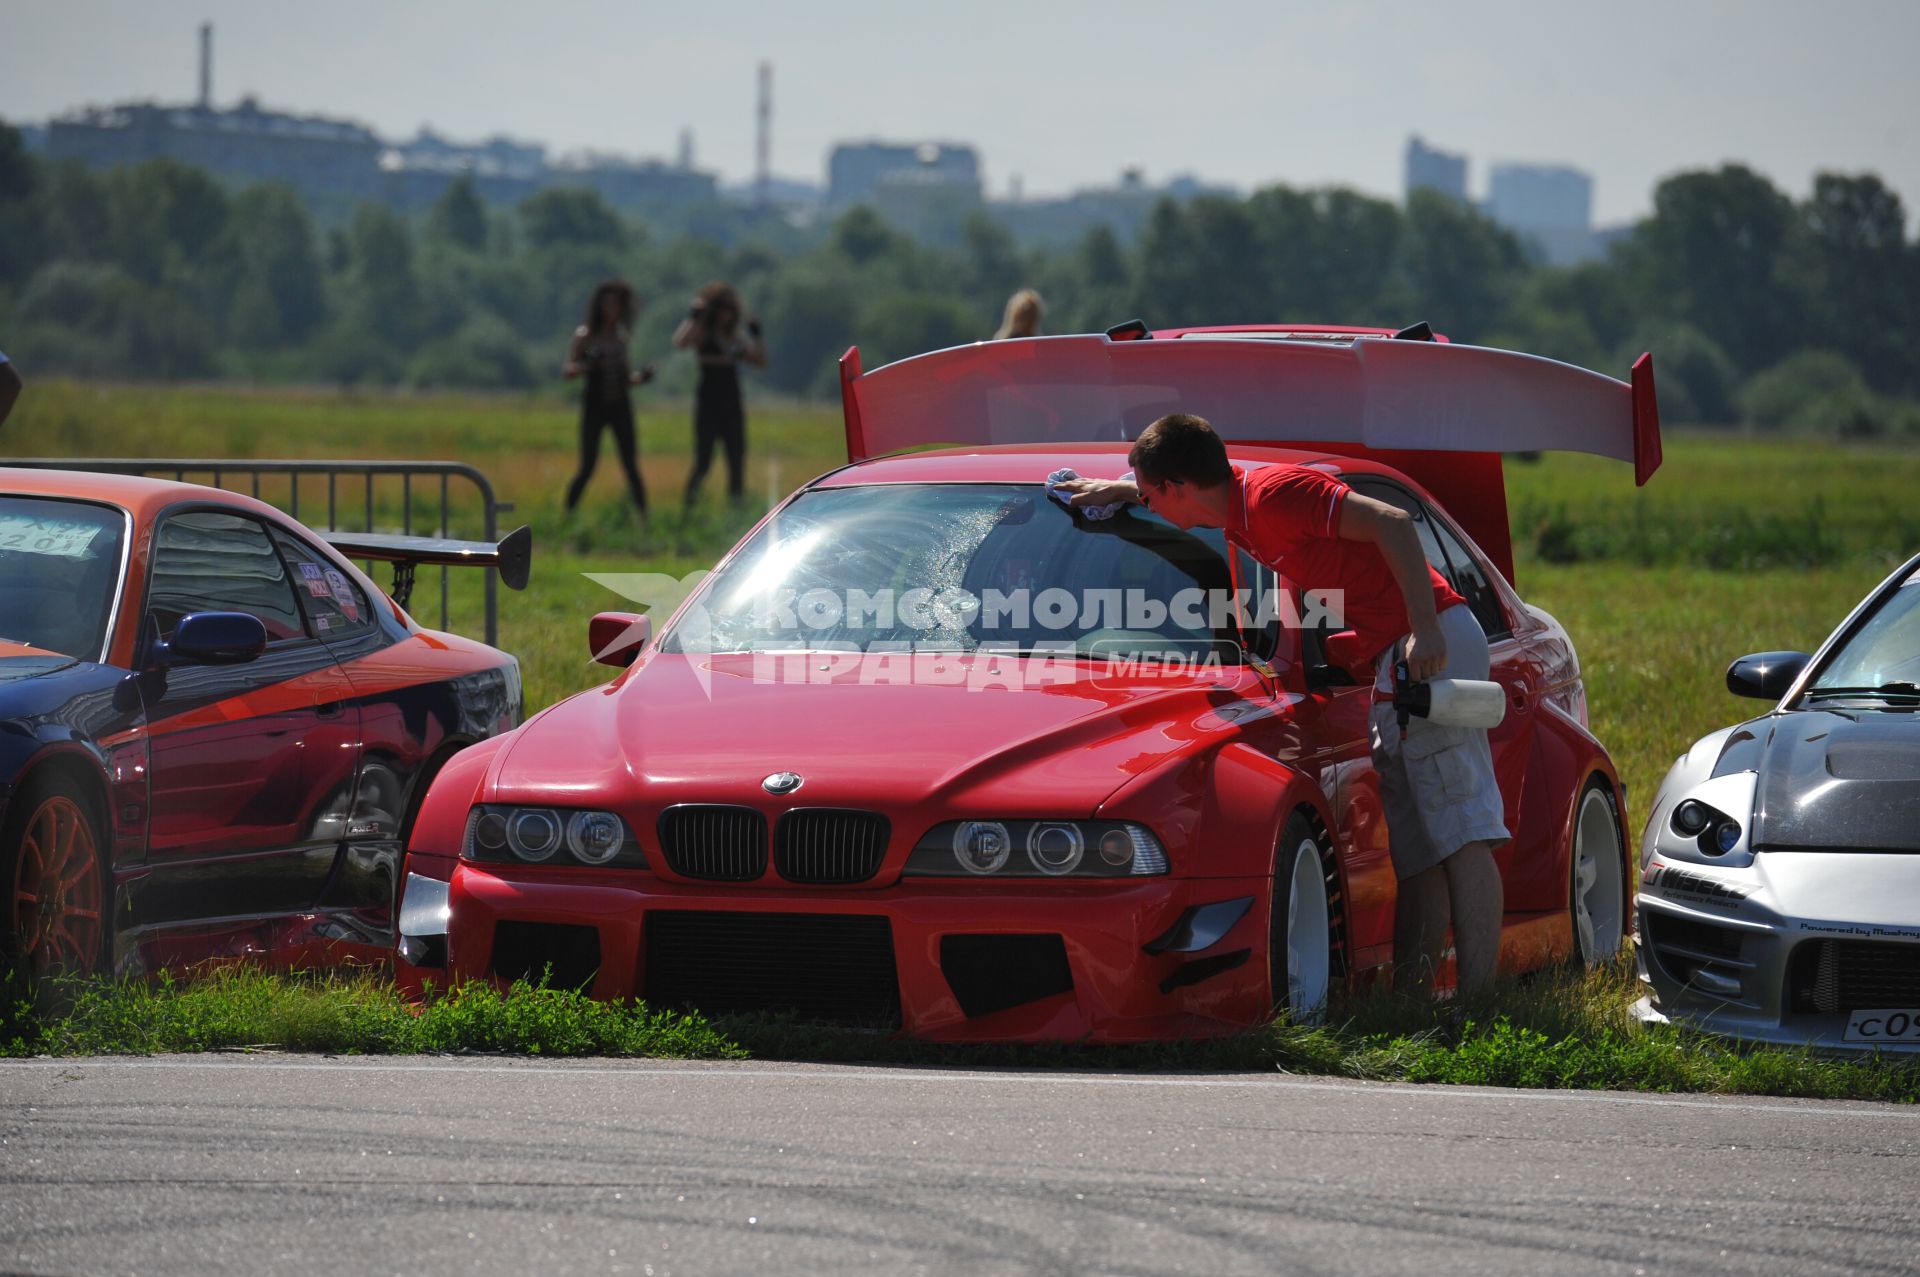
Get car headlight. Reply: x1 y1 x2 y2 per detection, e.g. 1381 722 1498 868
907 820 1168 878
1649 772 1756 868
463 804 647 868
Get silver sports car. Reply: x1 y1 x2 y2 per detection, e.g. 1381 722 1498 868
1637 551 1920 1051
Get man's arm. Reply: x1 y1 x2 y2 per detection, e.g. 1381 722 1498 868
0 359 21 427
1056 477 1140 509
1336 492 1447 680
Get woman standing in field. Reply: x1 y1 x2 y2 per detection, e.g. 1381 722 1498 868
562 278 654 517
672 282 766 504
993 288 1045 340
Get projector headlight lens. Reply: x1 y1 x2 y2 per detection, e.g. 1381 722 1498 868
567 810 625 864
1671 800 1711 837
953 821 1012 874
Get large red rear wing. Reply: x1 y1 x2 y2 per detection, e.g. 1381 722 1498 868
840 334 1661 485
839 335 1660 585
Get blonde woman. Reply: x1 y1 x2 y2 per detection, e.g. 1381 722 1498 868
993 289 1045 340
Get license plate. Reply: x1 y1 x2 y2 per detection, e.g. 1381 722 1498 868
1843 1009 1920 1043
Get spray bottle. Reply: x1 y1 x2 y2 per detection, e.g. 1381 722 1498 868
1391 661 1507 737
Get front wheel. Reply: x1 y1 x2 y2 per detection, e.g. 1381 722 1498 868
4 772 108 986
1271 813 1333 1024
1570 777 1626 966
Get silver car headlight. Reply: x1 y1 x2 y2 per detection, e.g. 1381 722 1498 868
1649 772 1757 868
463 804 647 869
906 820 1169 878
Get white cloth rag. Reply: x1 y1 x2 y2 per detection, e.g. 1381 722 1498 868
1045 467 1132 521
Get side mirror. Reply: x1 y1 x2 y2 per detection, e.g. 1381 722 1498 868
1726 651 1811 700
589 612 650 667
159 612 269 666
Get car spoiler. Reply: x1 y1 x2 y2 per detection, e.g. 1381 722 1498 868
839 334 1661 584
324 524 532 609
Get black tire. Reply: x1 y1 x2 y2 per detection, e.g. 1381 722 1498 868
2 769 110 986
1270 811 1337 1024
1568 776 1627 966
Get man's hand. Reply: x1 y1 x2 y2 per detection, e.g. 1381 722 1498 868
1053 477 1138 509
1402 622 1449 682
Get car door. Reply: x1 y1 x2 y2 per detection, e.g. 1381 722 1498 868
1275 558 1395 971
268 526 403 938
131 508 362 930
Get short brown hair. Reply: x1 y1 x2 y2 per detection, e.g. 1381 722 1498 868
1128 413 1232 487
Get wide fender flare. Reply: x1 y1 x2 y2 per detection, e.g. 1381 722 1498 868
404 731 512 875
1507 701 1628 915
1098 741 1335 882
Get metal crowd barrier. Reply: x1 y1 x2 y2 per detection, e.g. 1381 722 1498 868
11 458 515 646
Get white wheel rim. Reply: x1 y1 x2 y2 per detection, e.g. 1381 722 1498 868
1573 788 1624 964
1286 837 1331 1021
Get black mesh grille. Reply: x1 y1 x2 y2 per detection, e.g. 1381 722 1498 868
643 911 901 1026
776 810 890 884
1646 913 1744 961
657 806 768 881
1789 940 1920 1015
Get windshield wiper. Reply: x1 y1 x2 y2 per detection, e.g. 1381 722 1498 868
1805 682 1920 701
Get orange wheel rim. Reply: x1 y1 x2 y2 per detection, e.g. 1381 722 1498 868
11 795 101 978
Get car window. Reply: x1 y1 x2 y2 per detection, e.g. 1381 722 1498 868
661 483 1266 661
1809 581 1920 692
1423 514 1511 639
1346 477 1510 640
0 496 125 661
271 528 374 642
147 511 307 643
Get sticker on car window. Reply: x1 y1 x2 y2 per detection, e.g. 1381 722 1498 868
323 568 357 621
298 561 332 598
0 515 102 558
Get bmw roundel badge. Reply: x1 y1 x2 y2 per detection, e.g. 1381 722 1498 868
762 771 803 795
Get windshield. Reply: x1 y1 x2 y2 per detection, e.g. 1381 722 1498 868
0 496 126 661
1806 576 1920 698
659 483 1258 659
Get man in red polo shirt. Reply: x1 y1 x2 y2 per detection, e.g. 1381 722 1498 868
1059 413 1510 999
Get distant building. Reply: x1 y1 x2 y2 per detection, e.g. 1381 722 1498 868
544 154 718 209
49 97 383 199
388 127 544 181
990 167 1236 249
1486 162 1597 265
1405 135 1468 203
828 141 981 208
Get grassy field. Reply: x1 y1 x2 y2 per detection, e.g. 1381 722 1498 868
8 380 1920 1091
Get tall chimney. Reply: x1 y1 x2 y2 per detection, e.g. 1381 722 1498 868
755 61 771 207
198 22 212 110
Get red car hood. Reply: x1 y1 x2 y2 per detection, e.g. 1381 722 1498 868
493 652 1286 815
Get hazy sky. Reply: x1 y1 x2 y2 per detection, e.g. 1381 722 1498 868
5 0 1916 226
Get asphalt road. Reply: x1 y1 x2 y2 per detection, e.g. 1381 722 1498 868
1 1057 1916 1276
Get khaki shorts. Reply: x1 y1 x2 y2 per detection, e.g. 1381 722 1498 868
1368 604 1512 880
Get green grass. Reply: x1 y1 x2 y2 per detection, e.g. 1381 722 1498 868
8 963 1919 1103
7 381 1920 1092
3 967 743 1060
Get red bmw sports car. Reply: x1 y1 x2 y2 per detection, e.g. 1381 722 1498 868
402 326 1661 1041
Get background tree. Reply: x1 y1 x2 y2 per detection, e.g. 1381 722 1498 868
427 175 490 253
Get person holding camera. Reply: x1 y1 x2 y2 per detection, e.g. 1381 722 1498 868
672 281 766 504
562 278 654 517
